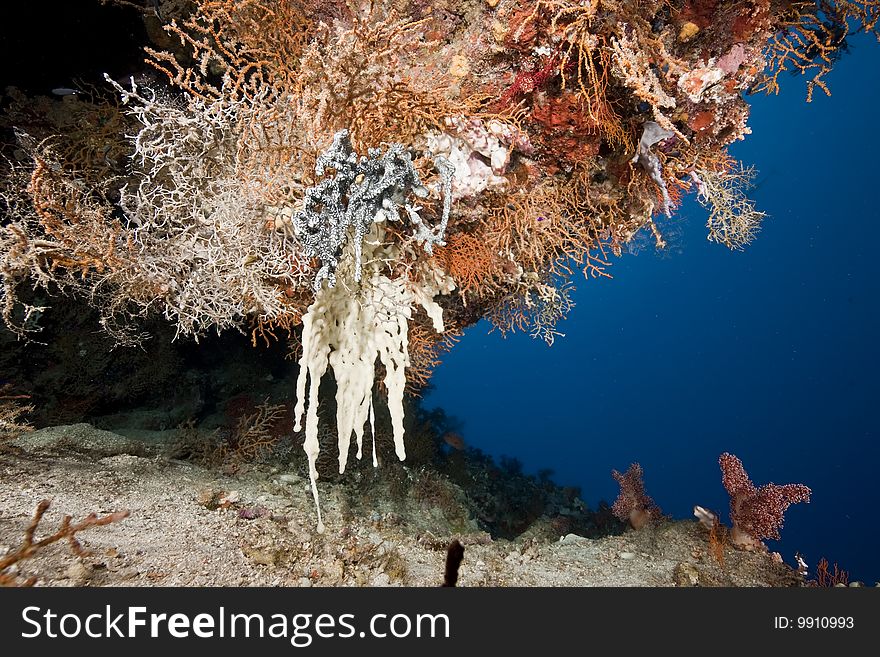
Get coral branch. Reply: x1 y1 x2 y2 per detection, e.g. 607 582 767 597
0 500 129 586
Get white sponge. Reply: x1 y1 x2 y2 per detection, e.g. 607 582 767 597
293 223 454 532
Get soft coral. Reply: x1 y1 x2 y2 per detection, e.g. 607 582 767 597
612 463 663 529
719 452 811 550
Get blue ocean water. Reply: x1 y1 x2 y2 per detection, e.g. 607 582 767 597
428 36 880 583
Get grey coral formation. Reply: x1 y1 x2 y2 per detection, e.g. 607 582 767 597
293 130 454 291
631 121 675 217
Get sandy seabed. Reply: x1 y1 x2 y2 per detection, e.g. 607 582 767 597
0 424 799 587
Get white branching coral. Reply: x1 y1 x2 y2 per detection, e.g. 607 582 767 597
692 166 766 250
293 223 454 532
610 29 678 135
103 76 306 339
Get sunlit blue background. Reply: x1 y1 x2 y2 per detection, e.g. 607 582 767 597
427 36 879 582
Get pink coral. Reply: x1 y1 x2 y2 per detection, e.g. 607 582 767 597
716 43 747 75
611 463 662 529
719 452 811 550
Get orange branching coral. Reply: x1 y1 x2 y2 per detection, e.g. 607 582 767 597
758 0 880 101
27 155 126 278
0 500 129 587
708 514 727 566
219 401 288 463
545 3 629 149
481 178 603 281
195 0 312 86
145 0 311 101
0 384 33 439
432 230 503 298
295 11 462 152
250 310 301 348
1 87 131 184
406 319 462 394
810 557 850 587
0 141 150 340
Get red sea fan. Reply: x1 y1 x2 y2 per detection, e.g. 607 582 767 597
719 452 811 550
611 462 662 529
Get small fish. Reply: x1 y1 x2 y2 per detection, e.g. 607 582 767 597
693 505 716 530
442 431 465 450
51 87 78 97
